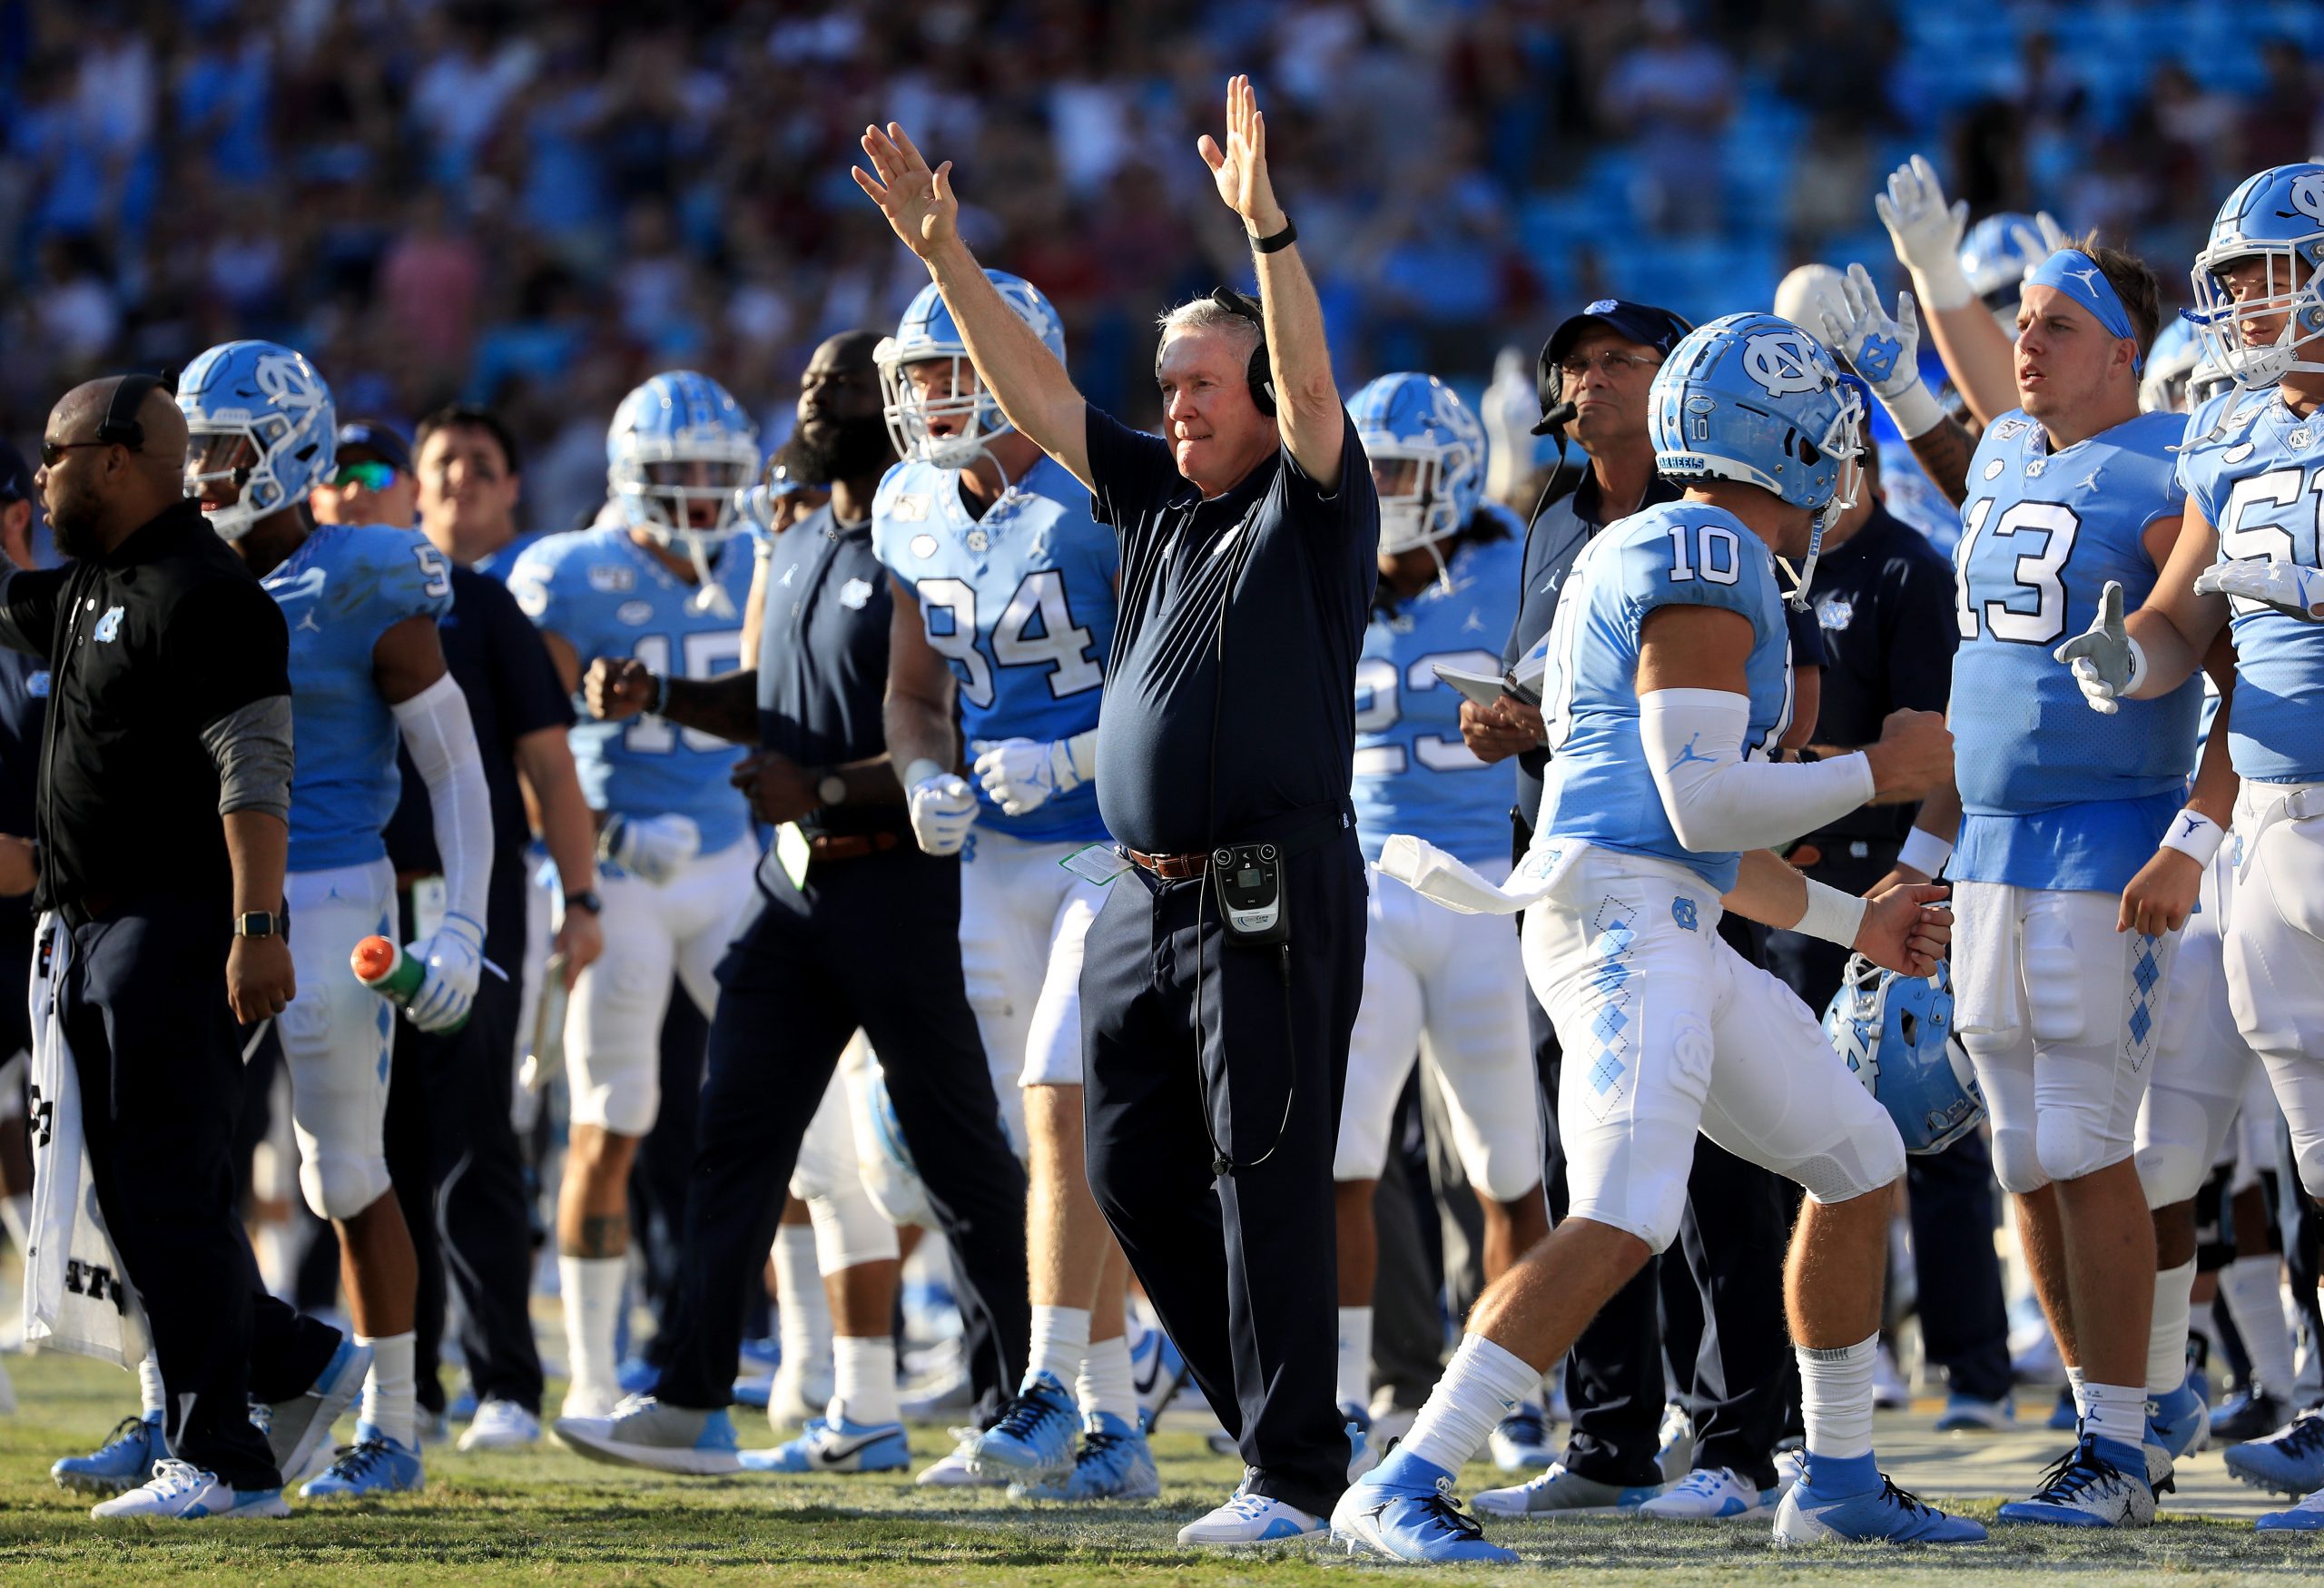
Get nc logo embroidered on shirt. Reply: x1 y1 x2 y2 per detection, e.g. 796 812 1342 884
839 577 874 611
1816 593 1856 632
92 607 124 643
1672 897 1699 932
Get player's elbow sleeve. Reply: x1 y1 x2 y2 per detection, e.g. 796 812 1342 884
1640 689 1875 853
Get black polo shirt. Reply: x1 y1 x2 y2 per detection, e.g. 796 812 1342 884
0 498 290 913
1084 404 1378 856
1797 503 1958 847
384 566 571 971
0 646 47 942
754 504 901 841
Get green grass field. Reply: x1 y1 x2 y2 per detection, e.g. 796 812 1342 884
5 1350 2321 1585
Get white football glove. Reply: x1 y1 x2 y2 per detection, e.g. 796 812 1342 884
906 769 979 856
405 911 485 1033
2194 557 2324 621
1818 262 1942 439
1875 154 1973 311
970 733 1094 817
599 811 702 885
2052 581 2147 715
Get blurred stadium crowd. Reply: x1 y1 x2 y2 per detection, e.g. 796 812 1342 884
3 0 2322 536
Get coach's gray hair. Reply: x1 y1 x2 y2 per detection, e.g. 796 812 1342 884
1155 297 1262 361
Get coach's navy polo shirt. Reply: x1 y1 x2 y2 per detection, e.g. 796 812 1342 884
754 503 901 841
1084 403 1378 856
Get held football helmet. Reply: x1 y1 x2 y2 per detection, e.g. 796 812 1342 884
1648 312 1864 607
1960 212 2054 338
1823 955 1985 1156
607 371 760 609
877 271 1067 470
2140 316 2202 413
176 340 338 541
2188 163 2324 390
1349 372 1488 562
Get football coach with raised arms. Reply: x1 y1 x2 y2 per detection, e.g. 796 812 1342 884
858 74 1378 1544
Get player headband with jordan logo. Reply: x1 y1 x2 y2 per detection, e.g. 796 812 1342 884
2027 251 2144 372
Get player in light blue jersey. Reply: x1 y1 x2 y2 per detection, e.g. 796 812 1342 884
505 370 760 1420
1842 233 2206 1525
177 340 495 1499
1334 373 1544 1468
2052 163 2324 1531
1334 314 1970 1563
874 271 1158 1498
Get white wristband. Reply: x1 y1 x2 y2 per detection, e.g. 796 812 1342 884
902 757 946 790
1884 379 1945 440
1896 826 1954 878
1797 877 1870 948
2159 808 2226 868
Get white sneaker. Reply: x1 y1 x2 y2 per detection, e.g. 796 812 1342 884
89 1459 289 1520
458 1400 541 1452
1473 1462 1667 1518
1177 1488 1327 1545
1640 1465 1770 1522
915 1429 1007 1487
560 1383 621 1422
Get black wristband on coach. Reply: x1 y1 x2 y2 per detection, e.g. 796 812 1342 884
1250 217 1297 254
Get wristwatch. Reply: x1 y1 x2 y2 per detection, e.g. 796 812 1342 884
235 911 283 939
817 772 848 808
566 889 605 916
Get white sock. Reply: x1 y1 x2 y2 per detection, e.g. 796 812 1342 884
1029 1304 1090 1389
773 1226 832 1385
831 1336 900 1428
1401 1332 1541 1475
2066 1365 2087 1418
2083 1379 2145 1451
359 1331 418 1450
1796 1334 1877 1461
1077 1333 1137 1425
138 1353 165 1419
2221 1255 2299 1396
2149 1258 2196 1395
1336 1306 1374 1413
559 1255 625 1396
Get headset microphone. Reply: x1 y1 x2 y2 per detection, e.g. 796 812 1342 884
1529 399 1578 439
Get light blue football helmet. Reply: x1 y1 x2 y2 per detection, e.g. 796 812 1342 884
1824 955 1985 1156
877 271 1066 469
2189 163 2324 390
607 370 761 547
1349 372 1488 558
1648 311 1864 606
176 340 338 541
1960 212 2058 335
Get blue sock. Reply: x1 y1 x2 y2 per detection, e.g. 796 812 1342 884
2092 1434 2146 1475
1372 1446 1453 1492
1801 1450 1879 1497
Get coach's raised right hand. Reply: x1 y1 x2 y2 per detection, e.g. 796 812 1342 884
856 123 960 261
586 656 657 721
1861 708 1952 802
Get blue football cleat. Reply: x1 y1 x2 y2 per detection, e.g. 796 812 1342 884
615 1356 661 1397
1332 1452 1519 1564
1132 1327 1187 1434
53 1412 164 1494
2224 1410 2324 1497
738 1415 910 1474
731 1376 773 1409
2256 1488 2324 1531
2214 1387 2292 1444
2149 1374 2210 1462
299 1422 426 1500
1490 1401 1558 1471
1012 1412 1160 1500
1995 1437 2154 1528
1773 1454 1987 1544
968 1371 1078 1476
2047 1386 2079 1431
263 1336 373 1486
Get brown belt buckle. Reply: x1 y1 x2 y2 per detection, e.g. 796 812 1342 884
1129 848 1209 880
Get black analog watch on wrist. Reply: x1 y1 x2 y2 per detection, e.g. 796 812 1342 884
567 889 605 916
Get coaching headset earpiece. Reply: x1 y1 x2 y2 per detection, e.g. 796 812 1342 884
1207 288 1277 418
95 370 171 451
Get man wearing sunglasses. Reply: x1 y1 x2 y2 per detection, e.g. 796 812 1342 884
313 423 420 530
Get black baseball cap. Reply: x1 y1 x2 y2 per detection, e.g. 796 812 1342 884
335 419 415 477
0 437 30 504
1535 299 1694 433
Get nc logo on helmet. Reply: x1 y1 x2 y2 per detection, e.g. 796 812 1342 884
2290 173 2324 224
254 354 325 410
1741 332 1824 398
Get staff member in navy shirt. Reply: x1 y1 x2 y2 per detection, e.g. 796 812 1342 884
0 439 44 1313
855 78 1377 1542
315 419 602 1451
548 331 1030 1471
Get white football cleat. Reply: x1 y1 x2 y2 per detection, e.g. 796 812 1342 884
89 1459 289 1521
1177 1487 1327 1546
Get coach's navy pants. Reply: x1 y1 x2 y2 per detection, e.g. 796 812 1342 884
1082 827 1364 1520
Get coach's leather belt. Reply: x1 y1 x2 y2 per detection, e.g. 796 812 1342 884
1126 847 1209 880
1124 804 1357 882
807 831 902 863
